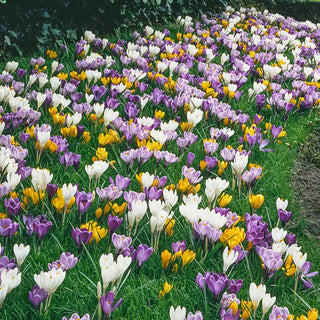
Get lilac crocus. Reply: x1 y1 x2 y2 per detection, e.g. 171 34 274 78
112 233 132 253
136 244 153 267
100 291 122 317
227 279 243 294
187 152 195 167
269 305 290 320
171 241 186 253
187 311 203 320
28 284 48 307
71 227 92 250
48 252 78 271
182 166 203 184
46 183 58 200
62 314 90 320
256 246 283 277
300 261 318 288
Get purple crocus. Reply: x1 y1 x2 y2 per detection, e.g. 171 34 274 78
136 244 153 267
107 215 123 236
278 209 292 225
46 183 58 201
300 261 318 289
33 216 52 240
75 191 94 214
4 197 21 216
71 227 92 250
100 291 122 317
28 284 48 307
0 218 19 239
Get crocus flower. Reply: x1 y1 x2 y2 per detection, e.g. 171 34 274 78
169 306 186 320
48 252 78 271
107 215 123 236
0 218 19 239
28 284 48 307
136 244 153 267
71 227 93 250
4 197 21 216
13 243 30 268
100 291 122 317
62 314 90 320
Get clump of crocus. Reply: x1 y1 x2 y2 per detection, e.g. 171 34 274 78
161 242 195 273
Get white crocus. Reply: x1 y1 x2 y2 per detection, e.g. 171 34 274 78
276 198 288 211
31 168 53 191
223 247 239 274
292 251 307 273
141 172 155 190
169 305 186 320
84 30 95 43
205 177 229 205
1 268 21 294
37 130 50 149
34 268 66 296
37 93 47 110
163 189 178 211
61 183 78 206
128 200 148 229
103 108 119 127
50 77 61 92
187 109 203 127
6 173 21 191
51 61 59 75
13 243 30 268
0 283 7 307
262 293 276 317
249 282 266 313
271 227 287 243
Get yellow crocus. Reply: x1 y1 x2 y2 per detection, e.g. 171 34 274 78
218 193 232 208
158 282 173 298
249 194 264 209
181 249 195 267
220 226 246 249
161 250 172 269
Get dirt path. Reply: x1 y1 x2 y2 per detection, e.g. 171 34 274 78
292 128 320 240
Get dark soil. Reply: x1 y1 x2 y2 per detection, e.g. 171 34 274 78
292 126 320 239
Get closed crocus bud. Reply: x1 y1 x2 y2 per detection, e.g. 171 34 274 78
223 246 239 274
169 305 186 320
13 243 30 268
292 251 307 272
276 198 288 211
249 194 264 209
262 293 276 317
61 183 77 206
249 282 266 312
28 284 48 307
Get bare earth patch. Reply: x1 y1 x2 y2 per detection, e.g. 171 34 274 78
292 128 320 240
